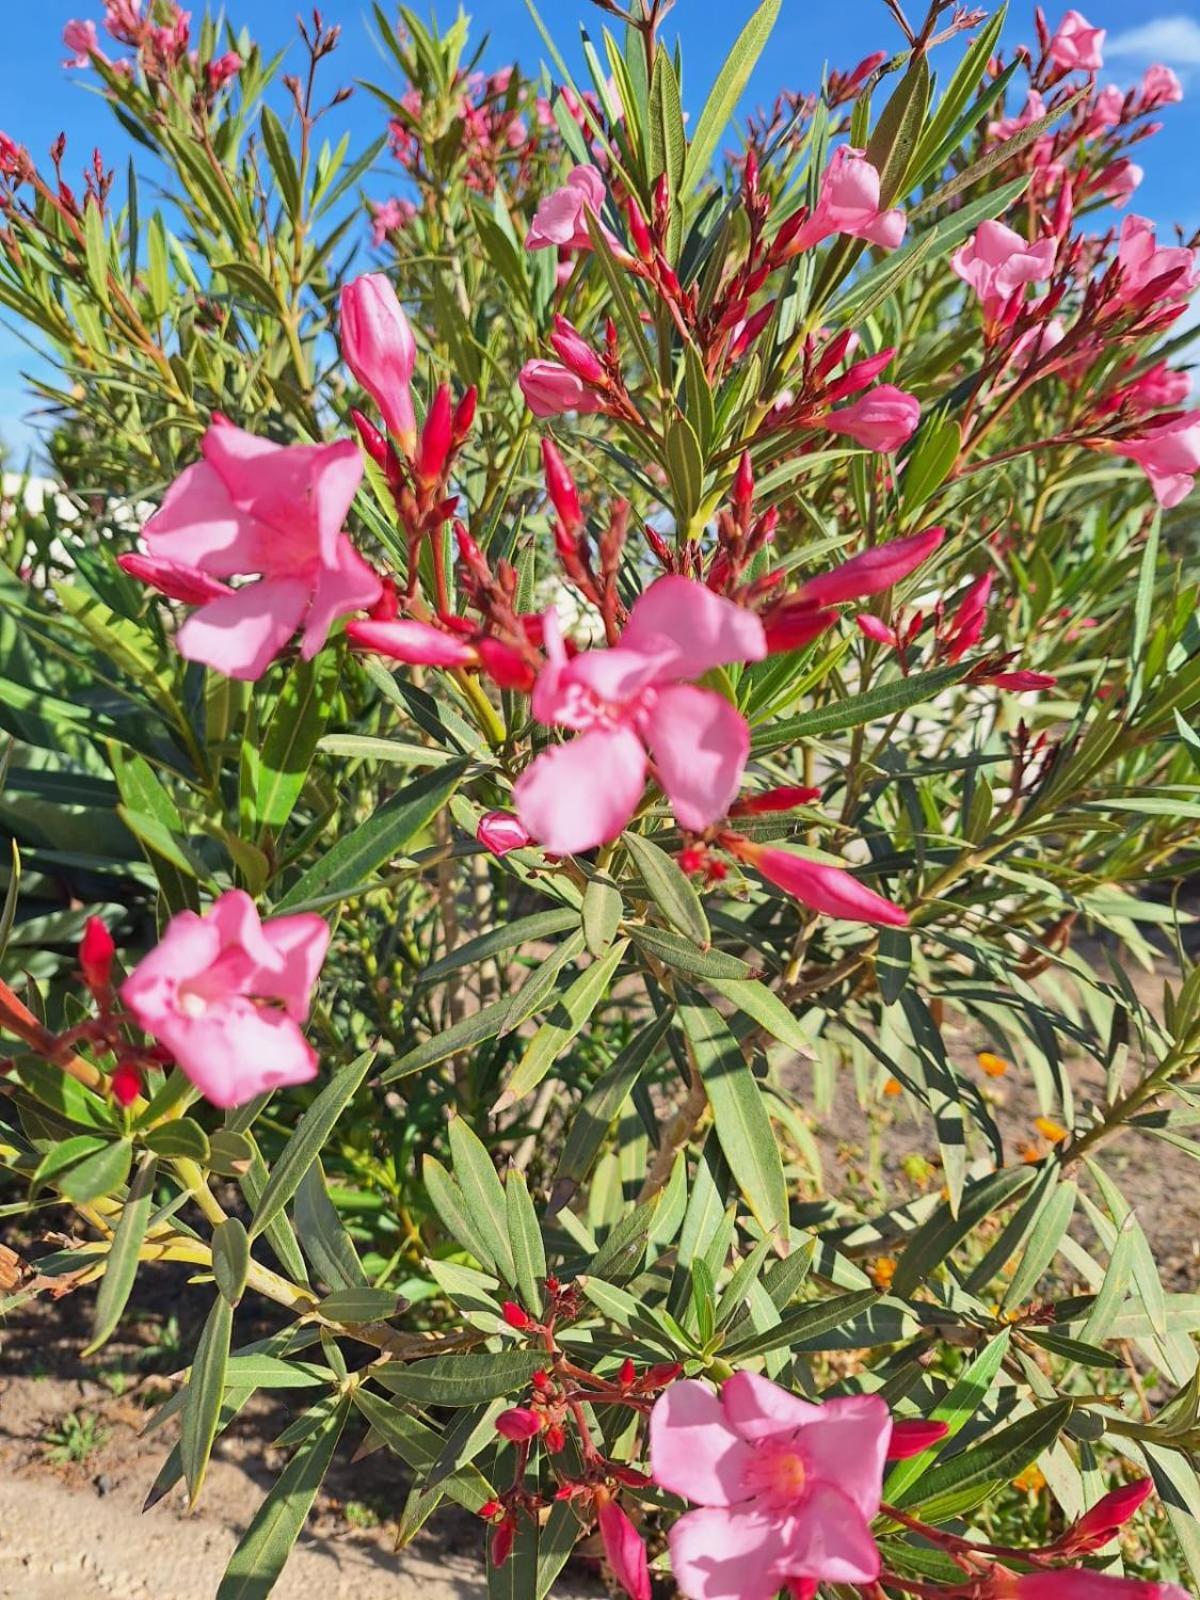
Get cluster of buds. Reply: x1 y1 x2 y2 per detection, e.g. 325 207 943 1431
385 63 555 201
479 1284 680 1599
757 329 922 455
520 315 643 425
62 3 243 100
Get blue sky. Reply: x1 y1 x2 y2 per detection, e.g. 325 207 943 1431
2 1 1200 459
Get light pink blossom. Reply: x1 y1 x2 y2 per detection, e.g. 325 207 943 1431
519 360 606 417
795 526 945 606
129 419 381 680
1112 412 1200 507
514 578 766 855
790 146 906 253
1048 10 1106 72
63 20 101 67
477 811 532 857
370 196 416 247
1140 65 1183 109
951 221 1058 320
1115 214 1198 309
205 51 241 92
526 164 614 252
1084 83 1125 134
120 891 329 1108
1099 157 1143 207
825 385 921 452
340 273 418 447
649 1372 891 1600
989 90 1047 141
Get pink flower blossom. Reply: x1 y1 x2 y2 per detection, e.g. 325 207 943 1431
825 385 921 452
730 839 909 926
795 527 945 606
340 273 418 448
951 221 1058 320
1140 64 1183 109
103 0 144 43
1113 412 1200 507
205 51 241 92
1009 316 1067 370
1048 9 1106 72
519 360 606 417
650 1372 891 1600
1115 214 1198 310
1083 83 1125 134
989 90 1047 141
526 164 614 252
130 419 381 680
370 197 416 247
790 146 906 253
1101 360 1191 415
63 20 101 68
120 890 329 1108
514 579 766 855
596 1495 651 1600
1013 1576 1188 1600
477 811 532 857
1099 157 1143 207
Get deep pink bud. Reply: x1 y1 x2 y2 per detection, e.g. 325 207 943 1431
339 273 417 448
796 527 944 607
626 196 653 260
732 451 754 515
110 1059 141 1107
351 407 389 469
519 360 606 418
542 440 584 532
988 670 1057 691
731 786 822 815
729 837 909 927
453 385 478 443
826 384 921 452
1014 1575 1187 1600
596 1495 651 1600
886 1419 949 1460
856 613 899 647
763 604 839 654
477 639 537 692
1062 1479 1154 1554
495 1407 542 1442
80 917 115 993
478 811 533 857
118 551 231 606
549 316 607 385
501 1299 534 1330
346 618 477 667
416 384 454 485
491 1515 516 1567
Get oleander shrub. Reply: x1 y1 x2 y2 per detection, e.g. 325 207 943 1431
2 2 1200 1596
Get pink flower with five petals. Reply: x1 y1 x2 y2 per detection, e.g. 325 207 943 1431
525 163 617 253
649 1372 891 1600
514 578 766 856
120 891 329 1108
124 419 381 680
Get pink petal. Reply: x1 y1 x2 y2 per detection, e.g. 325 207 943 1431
258 914 331 1021
120 913 221 1028
776 1481 881 1585
154 1000 318 1109
641 684 749 832
668 1506 796 1600
176 578 310 681
649 1380 756 1507
144 459 270 578
561 645 676 715
118 551 232 605
720 1371 822 1444
596 1499 651 1600
346 618 477 667
622 577 768 680
800 1394 892 1520
514 726 647 854
301 534 383 658
206 889 287 977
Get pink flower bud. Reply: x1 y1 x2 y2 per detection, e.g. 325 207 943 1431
549 316 607 385
1015 1574 1187 1600
731 786 822 815
729 838 909 927
495 1406 542 1442
79 917 115 993
1061 1479 1154 1554
452 385 477 443
542 439 584 532
339 274 417 448
477 640 536 693
206 51 242 92
762 603 839 655
826 385 921 452
416 385 453 485
519 360 606 418
501 1299 533 1330
988 670 1058 692
491 1515 516 1567
596 1495 651 1600
797 527 944 607
886 1419 949 1460
346 618 477 667
118 551 232 607
856 613 899 647
63 20 102 68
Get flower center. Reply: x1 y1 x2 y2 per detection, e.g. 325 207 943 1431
562 682 656 734
177 988 208 1018
742 1442 809 1509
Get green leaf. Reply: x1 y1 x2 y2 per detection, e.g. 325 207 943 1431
144 1118 211 1162
582 874 623 957
899 1400 1074 1518
213 1217 251 1308
84 1151 157 1354
707 978 814 1053
623 831 710 945
60 1138 133 1203
554 1013 673 1197
1001 1179 1077 1310
216 1395 350 1600
723 1289 879 1359
260 106 302 220
501 931 588 1035
752 664 969 752
679 999 787 1236
664 413 706 527
381 997 509 1083
420 909 579 983
506 1168 547 1319
494 940 628 1110
631 925 752 979
422 1156 502 1273
902 414 961 511
274 762 468 911
892 1166 1036 1298
535 1499 580 1600
248 1052 374 1241
181 1295 233 1507
255 656 333 833
317 1287 407 1321
294 1162 367 1292
448 1116 516 1285
865 53 931 206
375 1349 546 1407
683 0 781 191
884 1331 1012 1502
350 1388 492 1513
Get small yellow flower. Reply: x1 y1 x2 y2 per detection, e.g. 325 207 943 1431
1034 1116 1068 1144
869 1257 897 1290
977 1052 1010 1078
1013 1464 1047 1494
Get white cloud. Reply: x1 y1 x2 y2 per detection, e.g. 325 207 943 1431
1107 15 1200 65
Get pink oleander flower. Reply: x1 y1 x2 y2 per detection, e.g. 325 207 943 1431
989 89 1047 141
205 51 241 92
370 196 416 247
519 359 606 417
1084 83 1125 134
1008 316 1066 370
103 0 143 41
728 838 909 927
1011 1576 1188 1600
886 1419 949 1459
514 578 766 855
1115 214 1198 310
477 811 532 857
495 1407 542 1442
1048 9 1105 72
952 221 1058 321
526 163 615 252
596 1494 651 1600
1141 64 1183 109
340 273 418 449
826 385 921 452
1099 157 1143 208
790 146 906 253
120 890 329 1109
63 20 101 67
124 418 381 680
1101 360 1191 415
650 1372 891 1600
1112 412 1200 507
762 527 944 655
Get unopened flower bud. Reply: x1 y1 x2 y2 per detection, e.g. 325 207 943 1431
80 916 115 994
501 1299 534 1330
541 440 583 534
415 384 453 486
495 1406 543 1442
478 811 533 858
110 1059 141 1107
886 1419 950 1460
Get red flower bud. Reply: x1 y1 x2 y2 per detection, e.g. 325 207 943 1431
501 1300 533 1330
541 439 583 535
368 575 399 621
350 407 389 468
495 1406 543 1442
415 384 453 485
886 1419 950 1460
491 1515 516 1567
110 1059 141 1107
452 385 477 444
543 1422 567 1453
79 916 115 994
730 786 822 816
1060 1478 1155 1554
619 1357 636 1387
732 451 754 516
